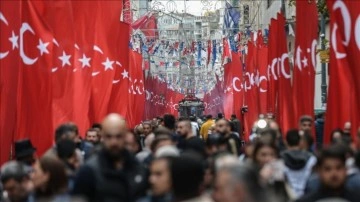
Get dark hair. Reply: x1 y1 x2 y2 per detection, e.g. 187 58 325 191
56 139 76 160
151 135 173 152
299 115 313 123
55 123 78 142
231 114 236 118
252 141 279 165
189 116 196 122
216 118 231 127
217 113 224 119
86 128 98 135
317 145 347 167
206 115 213 120
154 128 173 138
206 134 220 147
0 161 29 184
163 114 176 130
171 152 204 201
91 123 102 130
286 129 300 147
37 156 68 197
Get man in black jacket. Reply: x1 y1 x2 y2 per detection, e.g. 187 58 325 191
297 145 360 202
72 113 147 202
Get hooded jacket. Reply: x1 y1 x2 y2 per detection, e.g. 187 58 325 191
281 150 317 198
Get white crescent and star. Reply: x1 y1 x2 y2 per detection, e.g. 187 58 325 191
9 31 19 50
58 51 71 67
78 54 91 68
102 57 114 71
37 39 49 56
121 69 129 79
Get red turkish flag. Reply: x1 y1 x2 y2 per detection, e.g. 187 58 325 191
293 0 318 122
243 41 258 136
276 13 295 134
0 0 22 163
89 2 124 123
71 1 98 135
107 22 131 120
39 1 76 130
324 0 360 144
231 52 244 123
15 1 54 155
267 18 279 116
127 51 145 128
258 46 268 115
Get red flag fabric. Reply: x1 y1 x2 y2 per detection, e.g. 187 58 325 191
41 1 76 131
258 46 268 115
107 22 130 120
275 13 295 134
244 41 259 137
293 0 318 122
223 51 244 122
140 14 158 38
127 51 145 128
231 52 244 122
0 0 22 163
71 1 98 135
89 2 123 123
15 1 54 156
324 0 360 144
222 37 231 65
267 18 278 115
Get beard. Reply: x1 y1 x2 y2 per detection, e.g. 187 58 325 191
104 147 126 161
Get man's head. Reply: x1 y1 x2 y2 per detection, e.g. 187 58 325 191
125 132 141 154
171 153 204 201
215 119 231 136
151 135 174 153
91 123 102 131
143 122 153 136
55 123 78 143
299 115 313 132
176 120 192 138
163 114 176 130
56 139 80 170
343 122 351 134
1 161 31 202
230 114 236 120
213 164 266 202
101 113 128 159
286 129 301 148
86 128 100 145
317 145 347 190
206 114 213 120
14 139 36 166
217 113 224 119
149 157 173 196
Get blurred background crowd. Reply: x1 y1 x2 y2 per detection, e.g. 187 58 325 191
1 113 360 202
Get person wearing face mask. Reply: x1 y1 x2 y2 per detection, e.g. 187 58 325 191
72 113 148 202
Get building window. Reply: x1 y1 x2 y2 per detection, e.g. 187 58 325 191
243 5 249 25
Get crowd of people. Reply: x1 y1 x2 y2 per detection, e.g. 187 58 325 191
1 112 360 202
